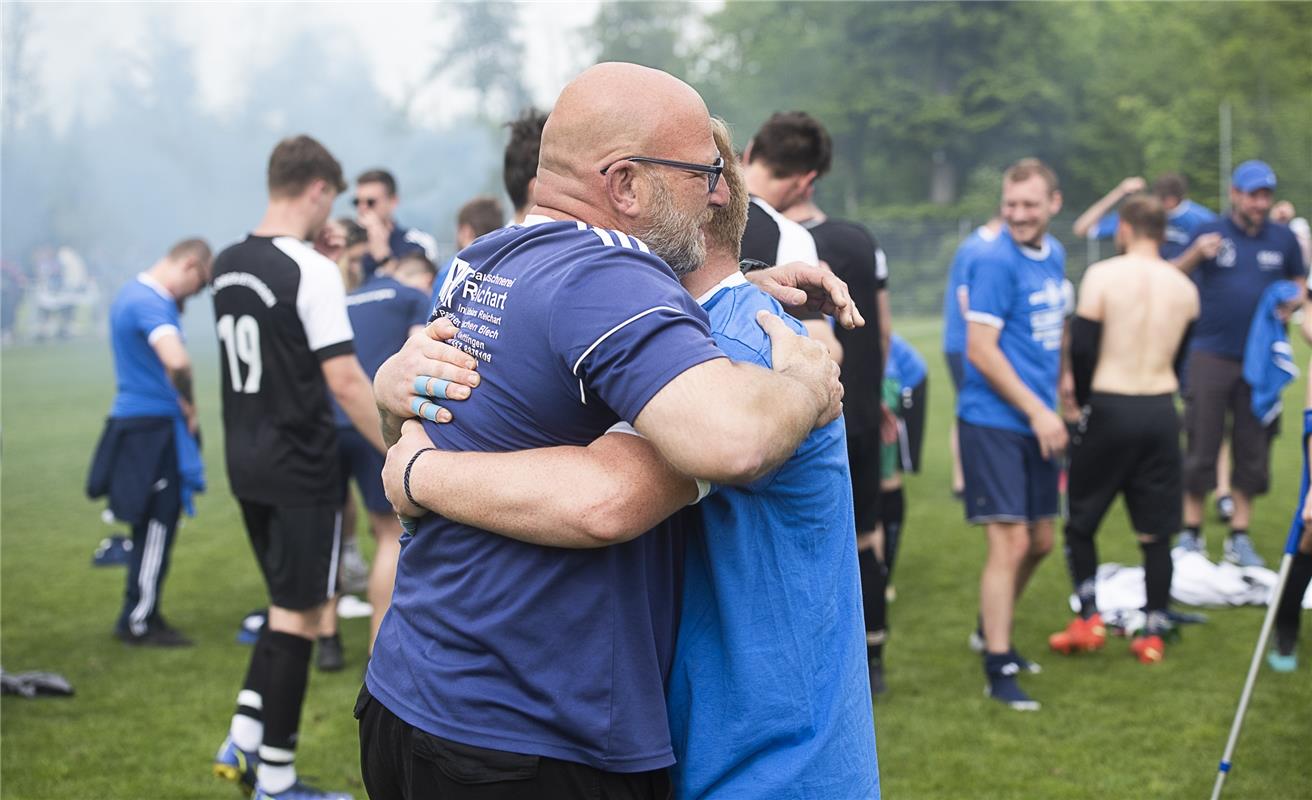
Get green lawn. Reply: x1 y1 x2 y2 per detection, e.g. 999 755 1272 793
2 319 1309 799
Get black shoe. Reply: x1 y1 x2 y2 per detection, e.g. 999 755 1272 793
869 658 887 697
115 622 194 647
317 634 345 672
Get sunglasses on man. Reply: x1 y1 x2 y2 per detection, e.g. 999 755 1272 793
600 155 724 194
352 197 378 209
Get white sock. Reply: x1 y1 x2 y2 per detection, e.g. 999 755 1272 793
230 690 264 752
257 747 297 794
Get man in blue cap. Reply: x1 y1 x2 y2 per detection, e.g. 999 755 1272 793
1174 160 1307 566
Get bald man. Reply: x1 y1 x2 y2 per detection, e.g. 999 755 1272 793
358 64 845 799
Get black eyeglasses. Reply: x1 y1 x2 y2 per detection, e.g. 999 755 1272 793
601 155 725 194
352 197 378 209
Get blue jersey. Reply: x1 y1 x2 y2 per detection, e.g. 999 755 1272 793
667 273 878 800
942 225 1001 354
366 216 724 772
958 229 1071 434
887 332 927 389
108 274 184 419
361 222 439 277
1089 199 1218 260
1189 216 1306 360
331 275 430 427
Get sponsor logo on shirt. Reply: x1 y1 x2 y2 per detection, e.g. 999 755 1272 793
1216 239 1237 268
1028 278 1066 351
1256 250 1284 270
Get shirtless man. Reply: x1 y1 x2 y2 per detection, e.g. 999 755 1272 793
1050 193 1199 664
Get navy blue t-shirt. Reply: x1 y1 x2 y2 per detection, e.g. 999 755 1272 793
366 216 725 772
330 275 430 427
361 222 439 277
109 274 184 419
1189 216 1306 360
1091 199 1218 260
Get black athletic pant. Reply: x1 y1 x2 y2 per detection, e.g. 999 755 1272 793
116 457 181 636
355 686 671 800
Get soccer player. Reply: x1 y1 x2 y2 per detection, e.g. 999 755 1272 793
357 64 845 799
333 252 433 654
209 135 430 800
1173 160 1307 566
1073 173 1218 260
503 108 549 225
353 168 438 278
381 115 879 800
1049 193 1199 664
454 196 505 249
87 238 211 646
943 216 1003 497
959 158 1071 711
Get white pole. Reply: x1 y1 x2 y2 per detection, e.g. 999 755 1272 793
1208 553 1293 800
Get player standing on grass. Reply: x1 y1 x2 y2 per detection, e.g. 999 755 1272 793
208 135 401 800
87 238 211 646
959 158 1071 711
1049 193 1199 664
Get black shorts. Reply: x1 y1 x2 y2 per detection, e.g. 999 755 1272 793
1068 393 1182 537
338 427 390 514
896 380 927 473
355 686 671 800
846 429 883 533
239 500 343 610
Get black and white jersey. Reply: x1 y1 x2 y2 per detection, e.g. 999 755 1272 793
211 235 355 505
740 196 819 267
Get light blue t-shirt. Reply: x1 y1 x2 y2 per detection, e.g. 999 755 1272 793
666 272 879 800
958 229 1071 434
109 274 184 419
1090 199 1218 260
942 225 1001 354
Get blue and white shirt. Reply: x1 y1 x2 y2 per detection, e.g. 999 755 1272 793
109 274 184 419
367 215 724 773
361 222 439 277
942 225 1001 355
667 272 878 800
331 275 431 428
1188 216 1306 360
1089 199 1218 260
958 229 1072 434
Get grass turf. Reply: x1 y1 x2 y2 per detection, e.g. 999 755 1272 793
2 318 1308 799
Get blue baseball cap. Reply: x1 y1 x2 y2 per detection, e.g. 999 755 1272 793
1232 160 1277 193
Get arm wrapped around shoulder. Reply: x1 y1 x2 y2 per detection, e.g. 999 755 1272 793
1069 315 1102 408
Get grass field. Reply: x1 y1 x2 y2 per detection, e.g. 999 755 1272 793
2 317 1309 799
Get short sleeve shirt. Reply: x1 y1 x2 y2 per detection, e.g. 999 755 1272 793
211 235 355 505
958 229 1071 434
361 222 439 277
1088 199 1219 260
108 274 184 419
942 225 1001 354
330 275 431 428
366 216 725 772
1188 216 1307 359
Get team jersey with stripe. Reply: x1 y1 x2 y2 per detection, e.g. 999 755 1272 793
942 225 1001 355
361 222 439 277
741 196 819 267
958 229 1072 434
330 274 431 428
210 235 355 505
366 215 724 772
108 274 184 419
1090 199 1218 260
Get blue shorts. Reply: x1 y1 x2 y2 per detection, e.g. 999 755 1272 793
959 419 1059 525
338 427 390 514
945 351 965 392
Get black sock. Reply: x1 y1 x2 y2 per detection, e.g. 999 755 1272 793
1230 528 1248 540
1063 524 1099 619
230 627 273 752
260 631 314 755
1141 535 1172 617
880 487 906 581
1275 550 1312 650
857 547 887 662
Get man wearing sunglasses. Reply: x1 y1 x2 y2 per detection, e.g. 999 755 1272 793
353 169 438 278
357 63 849 800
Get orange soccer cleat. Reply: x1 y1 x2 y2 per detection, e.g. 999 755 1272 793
1048 614 1107 654
1130 634 1165 664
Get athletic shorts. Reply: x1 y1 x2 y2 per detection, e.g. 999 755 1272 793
239 500 343 610
959 419 1059 525
945 352 965 392
338 427 390 514
1068 393 1182 537
846 429 883 533
1182 350 1278 496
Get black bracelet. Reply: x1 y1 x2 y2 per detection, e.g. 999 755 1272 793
404 447 437 510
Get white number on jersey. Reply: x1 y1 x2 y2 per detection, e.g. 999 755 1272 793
216 314 263 393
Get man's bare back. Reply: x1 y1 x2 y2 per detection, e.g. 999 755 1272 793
1076 252 1199 396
